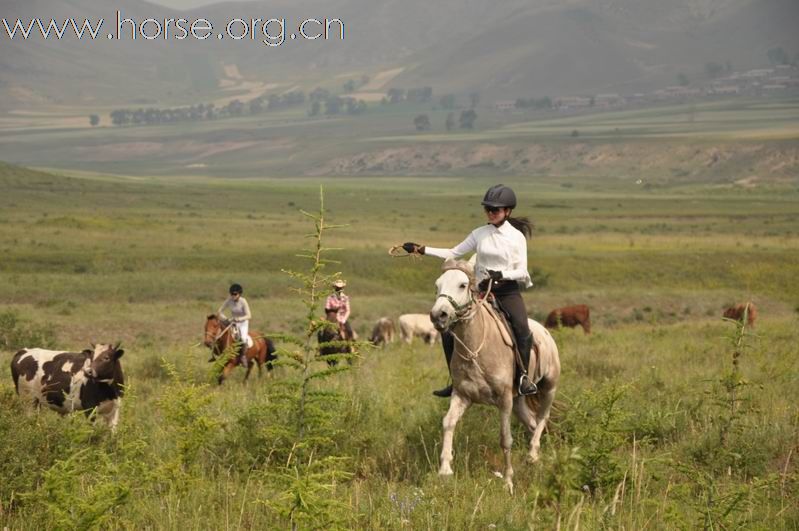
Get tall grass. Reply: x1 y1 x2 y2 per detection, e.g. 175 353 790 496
0 169 797 528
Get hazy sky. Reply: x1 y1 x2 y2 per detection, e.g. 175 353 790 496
147 0 221 10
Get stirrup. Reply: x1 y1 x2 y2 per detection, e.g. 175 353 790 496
518 374 538 396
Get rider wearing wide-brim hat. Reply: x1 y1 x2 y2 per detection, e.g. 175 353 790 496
403 184 537 397
325 279 353 340
217 283 252 366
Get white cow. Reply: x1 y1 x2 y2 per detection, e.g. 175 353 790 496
398 314 439 345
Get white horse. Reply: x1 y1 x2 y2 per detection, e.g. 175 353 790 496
429 259 561 493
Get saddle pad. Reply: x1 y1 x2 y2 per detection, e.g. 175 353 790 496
485 304 515 348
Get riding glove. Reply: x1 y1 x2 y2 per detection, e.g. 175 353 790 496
402 242 424 254
486 270 503 281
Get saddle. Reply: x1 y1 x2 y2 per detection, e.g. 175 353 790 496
481 293 542 386
230 326 254 348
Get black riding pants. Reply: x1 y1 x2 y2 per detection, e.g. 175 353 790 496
442 281 531 367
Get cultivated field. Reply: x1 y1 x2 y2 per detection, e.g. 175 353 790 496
1 97 797 181
0 163 798 529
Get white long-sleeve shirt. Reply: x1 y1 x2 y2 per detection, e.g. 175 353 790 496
425 222 533 288
217 296 252 323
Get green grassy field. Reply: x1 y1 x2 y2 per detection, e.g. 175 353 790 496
1 163 798 529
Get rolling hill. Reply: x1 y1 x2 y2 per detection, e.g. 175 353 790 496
1 0 797 109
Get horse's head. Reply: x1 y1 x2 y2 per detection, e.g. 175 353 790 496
204 314 222 347
430 259 476 332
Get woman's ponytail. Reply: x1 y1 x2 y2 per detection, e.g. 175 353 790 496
507 216 533 238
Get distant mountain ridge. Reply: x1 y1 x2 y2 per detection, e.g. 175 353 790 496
1 0 797 108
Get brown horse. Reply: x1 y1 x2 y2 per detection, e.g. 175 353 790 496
317 310 353 367
204 314 277 384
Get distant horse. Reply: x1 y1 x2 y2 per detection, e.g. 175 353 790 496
204 314 277 384
429 259 561 494
317 310 353 366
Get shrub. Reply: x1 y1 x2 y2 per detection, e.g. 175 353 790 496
556 384 629 496
0 310 57 351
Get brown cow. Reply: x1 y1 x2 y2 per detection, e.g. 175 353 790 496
723 302 757 326
544 305 591 334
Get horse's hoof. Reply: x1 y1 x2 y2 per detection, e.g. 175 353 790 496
438 467 454 477
505 481 515 496
526 453 540 464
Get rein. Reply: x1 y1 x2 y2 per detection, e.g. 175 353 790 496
207 320 234 353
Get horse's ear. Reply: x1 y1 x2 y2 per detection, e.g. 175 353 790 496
207 314 216 320
467 254 477 266
462 259 475 275
442 258 457 271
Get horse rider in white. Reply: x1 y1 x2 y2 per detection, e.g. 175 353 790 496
217 283 252 367
403 184 538 397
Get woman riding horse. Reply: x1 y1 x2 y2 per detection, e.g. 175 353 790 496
217 283 252 367
325 279 353 341
204 314 277 384
318 279 353 366
403 184 538 397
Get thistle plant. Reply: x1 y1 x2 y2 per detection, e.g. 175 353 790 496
259 188 356 529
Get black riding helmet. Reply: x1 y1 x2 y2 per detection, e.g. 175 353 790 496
229 283 243 295
481 184 517 209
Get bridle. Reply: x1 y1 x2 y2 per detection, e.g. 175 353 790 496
436 291 476 320
205 318 233 353
436 274 495 371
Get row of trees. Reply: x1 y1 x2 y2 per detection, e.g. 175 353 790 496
106 90 308 127
308 97 367 116
413 109 477 131
766 47 798 66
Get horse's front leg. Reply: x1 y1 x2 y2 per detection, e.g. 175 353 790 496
218 362 235 385
439 393 470 476
244 356 253 381
500 396 515 494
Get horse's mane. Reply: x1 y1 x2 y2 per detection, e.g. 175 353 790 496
441 259 477 291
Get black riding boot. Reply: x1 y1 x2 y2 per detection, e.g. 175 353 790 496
433 332 454 397
517 333 537 395
239 343 249 368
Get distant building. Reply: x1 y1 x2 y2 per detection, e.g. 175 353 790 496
707 85 740 95
494 100 517 111
741 69 775 78
554 96 592 109
595 93 622 107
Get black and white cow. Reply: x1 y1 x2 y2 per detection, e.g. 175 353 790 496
10 343 125 430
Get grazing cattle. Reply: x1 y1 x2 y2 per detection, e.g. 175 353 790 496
369 317 396 347
544 305 591 334
723 302 757 326
10 343 125 430
398 313 439 345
